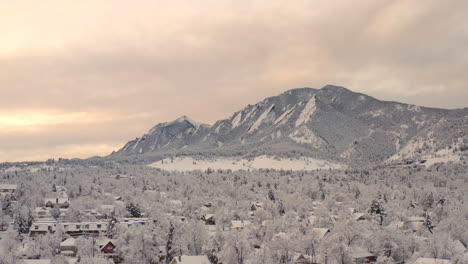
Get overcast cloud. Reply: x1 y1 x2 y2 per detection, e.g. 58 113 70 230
0 0 467 162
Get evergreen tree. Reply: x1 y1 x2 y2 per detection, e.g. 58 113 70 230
165 223 176 264
424 212 435 234
126 202 142 218
368 199 386 225
268 189 276 202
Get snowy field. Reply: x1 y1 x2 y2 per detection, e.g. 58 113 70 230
149 155 344 171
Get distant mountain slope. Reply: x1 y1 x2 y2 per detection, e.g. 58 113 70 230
111 85 467 167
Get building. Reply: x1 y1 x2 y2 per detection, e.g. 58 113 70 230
293 253 315 264
34 207 68 221
413 258 452 264
30 220 109 237
229 220 251 230
311 228 330 242
118 217 148 227
21 260 51 264
405 217 425 232
83 209 105 220
97 238 118 260
350 247 377 264
170 255 210 264
352 213 366 221
251 201 264 211
60 237 77 257
44 195 70 208
0 183 17 197
201 214 215 225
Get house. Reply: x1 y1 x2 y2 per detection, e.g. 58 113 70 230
60 237 77 257
97 238 118 257
0 183 16 191
251 201 264 211
118 217 148 228
68 258 109 264
30 220 109 237
169 200 183 207
83 209 105 220
61 221 108 237
452 240 467 255
157 246 167 261
169 255 210 264
386 221 405 230
229 220 251 230
44 195 70 208
405 217 425 232
21 260 51 264
0 183 17 197
311 228 330 242
413 258 452 264
99 204 116 213
201 214 215 225
293 253 315 264
308 215 317 225
352 213 366 221
205 225 217 238
34 207 68 221
35 207 53 220
30 220 56 237
350 247 377 264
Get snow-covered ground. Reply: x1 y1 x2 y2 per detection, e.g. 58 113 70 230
149 155 344 171
387 140 462 167
422 148 461 167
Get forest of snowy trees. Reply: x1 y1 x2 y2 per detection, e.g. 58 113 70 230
0 160 466 264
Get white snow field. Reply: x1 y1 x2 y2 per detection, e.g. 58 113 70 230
149 155 344 171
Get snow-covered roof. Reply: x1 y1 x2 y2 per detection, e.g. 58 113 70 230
413 258 452 264
350 247 374 259
66 258 79 264
352 213 366 221
408 216 425 222
0 184 17 190
230 220 251 229
60 250 76 256
21 260 51 264
99 204 116 211
386 221 405 230
452 240 466 253
311 228 329 241
169 200 183 206
60 237 76 247
97 238 115 247
203 214 214 219
171 255 210 264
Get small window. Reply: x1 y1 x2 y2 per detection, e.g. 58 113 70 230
35 225 39 230
97 224 102 229
76 225 81 229
85 225 90 229
64 225 68 229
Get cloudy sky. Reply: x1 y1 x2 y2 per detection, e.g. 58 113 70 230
1 0 467 162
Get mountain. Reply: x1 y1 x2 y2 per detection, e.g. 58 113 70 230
118 115 210 155
112 85 467 167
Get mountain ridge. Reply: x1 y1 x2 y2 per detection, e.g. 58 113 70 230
111 85 467 167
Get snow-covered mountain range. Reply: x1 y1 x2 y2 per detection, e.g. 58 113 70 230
112 85 467 168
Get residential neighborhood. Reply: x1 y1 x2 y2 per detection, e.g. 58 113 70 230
0 160 466 263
